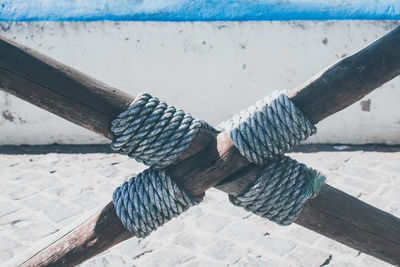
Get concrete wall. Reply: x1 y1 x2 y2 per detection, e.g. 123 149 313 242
2 1 400 20
0 20 400 145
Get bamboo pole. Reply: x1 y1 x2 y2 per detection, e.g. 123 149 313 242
1 26 400 266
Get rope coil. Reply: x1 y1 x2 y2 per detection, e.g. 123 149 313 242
110 93 212 236
111 91 323 231
229 156 325 225
220 93 316 165
221 92 324 225
113 168 204 237
111 93 215 169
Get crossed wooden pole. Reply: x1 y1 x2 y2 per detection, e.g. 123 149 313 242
1 25 400 266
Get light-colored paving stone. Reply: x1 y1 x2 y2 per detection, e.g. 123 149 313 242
0 150 399 266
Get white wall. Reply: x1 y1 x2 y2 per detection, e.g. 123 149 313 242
0 20 399 145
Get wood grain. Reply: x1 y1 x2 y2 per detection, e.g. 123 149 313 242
2 26 400 266
218 172 400 266
287 25 400 124
298 184 400 266
0 36 133 139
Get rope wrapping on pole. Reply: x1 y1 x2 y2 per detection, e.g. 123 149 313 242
220 92 316 165
111 93 215 169
111 91 324 233
11 25 400 265
113 168 204 237
111 93 213 236
229 156 325 225
221 92 324 225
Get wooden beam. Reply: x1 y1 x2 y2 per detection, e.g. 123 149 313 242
217 172 400 266
298 184 400 266
0 37 134 139
20 202 131 267
2 26 400 266
288 24 400 124
0 36 214 163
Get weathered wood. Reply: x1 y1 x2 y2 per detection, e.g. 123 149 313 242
0 36 133 139
0 35 215 163
22 202 130 267
218 173 400 266
298 184 400 266
4 26 400 266
287 24 400 124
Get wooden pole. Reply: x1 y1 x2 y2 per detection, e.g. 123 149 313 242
1 26 399 266
217 171 400 266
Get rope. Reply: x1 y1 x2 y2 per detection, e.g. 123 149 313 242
221 92 324 224
229 156 325 225
111 93 216 169
220 92 316 165
111 91 323 231
113 168 204 238
110 93 212 236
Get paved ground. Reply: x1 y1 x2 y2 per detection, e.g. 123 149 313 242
0 147 399 266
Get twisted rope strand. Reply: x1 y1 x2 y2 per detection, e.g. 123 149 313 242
220 93 316 165
111 93 215 169
221 92 323 225
229 156 325 226
111 91 323 232
113 168 204 238
111 93 216 236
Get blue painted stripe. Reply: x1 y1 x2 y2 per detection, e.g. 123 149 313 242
1 0 399 21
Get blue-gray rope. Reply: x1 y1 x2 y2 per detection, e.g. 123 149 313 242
220 93 316 165
229 156 325 225
113 168 204 238
111 91 323 232
111 93 215 169
221 92 324 225
110 93 211 236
